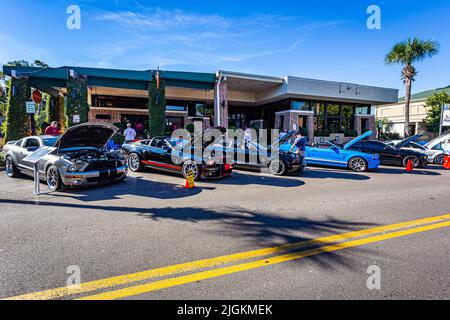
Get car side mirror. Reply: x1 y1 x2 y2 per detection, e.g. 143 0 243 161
331 146 340 153
27 147 38 152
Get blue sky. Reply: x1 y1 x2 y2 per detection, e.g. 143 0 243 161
1 0 449 96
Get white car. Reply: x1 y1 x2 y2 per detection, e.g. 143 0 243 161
386 133 450 165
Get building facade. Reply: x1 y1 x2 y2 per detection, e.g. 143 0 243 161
3 66 398 143
376 86 450 139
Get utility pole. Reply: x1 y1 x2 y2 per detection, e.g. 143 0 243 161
439 103 445 136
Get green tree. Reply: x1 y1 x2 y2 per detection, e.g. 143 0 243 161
385 37 440 137
424 91 450 135
148 80 166 137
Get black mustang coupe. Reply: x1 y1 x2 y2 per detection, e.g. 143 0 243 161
121 132 233 180
346 136 429 168
221 131 307 176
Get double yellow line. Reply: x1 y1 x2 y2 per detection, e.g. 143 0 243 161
6 213 450 300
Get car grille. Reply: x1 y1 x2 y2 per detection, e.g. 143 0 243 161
85 161 120 171
86 171 123 183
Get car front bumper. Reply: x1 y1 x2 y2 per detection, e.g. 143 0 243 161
201 164 233 180
61 165 128 187
368 159 381 170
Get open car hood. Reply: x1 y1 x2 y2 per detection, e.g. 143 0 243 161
57 123 119 151
192 126 227 147
344 131 373 150
424 133 450 149
394 134 423 149
271 131 298 150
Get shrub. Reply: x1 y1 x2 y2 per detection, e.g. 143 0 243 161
65 78 89 127
148 80 166 137
112 133 125 145
186 124 195 134
3 78 31 143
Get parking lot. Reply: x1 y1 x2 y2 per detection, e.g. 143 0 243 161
1 165 449 300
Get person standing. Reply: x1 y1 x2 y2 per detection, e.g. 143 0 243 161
124 123 137 143
44 121 60 136
290 133 306 157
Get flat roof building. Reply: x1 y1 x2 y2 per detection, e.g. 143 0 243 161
377 86 450 139
3 65 398 143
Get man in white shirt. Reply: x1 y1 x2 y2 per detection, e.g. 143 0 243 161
124 123 137 143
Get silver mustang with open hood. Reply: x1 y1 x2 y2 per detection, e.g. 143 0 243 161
2 123 127 191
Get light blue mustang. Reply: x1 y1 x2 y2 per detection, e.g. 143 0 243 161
281 131 380 172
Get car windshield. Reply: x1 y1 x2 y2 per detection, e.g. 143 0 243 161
42 137 59 147
168 139 188 148
326 141 342 149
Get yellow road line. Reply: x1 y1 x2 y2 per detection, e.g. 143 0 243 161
79 220 450 300
5 213 450 300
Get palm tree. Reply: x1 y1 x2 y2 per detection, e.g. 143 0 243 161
385 37 440 137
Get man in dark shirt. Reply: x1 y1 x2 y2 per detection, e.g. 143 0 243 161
290 133 306 156
45 121 60 136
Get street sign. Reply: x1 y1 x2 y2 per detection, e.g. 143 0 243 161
73 114 80 124
32 89 42 104
26 101 36 114
442 105 450 127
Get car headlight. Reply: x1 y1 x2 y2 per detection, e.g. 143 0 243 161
372 155 379 160
205 160 216 166
67 165 77 172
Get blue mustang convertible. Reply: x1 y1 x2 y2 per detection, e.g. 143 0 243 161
281 131 380 172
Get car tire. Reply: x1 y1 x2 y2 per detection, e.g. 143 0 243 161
269 159 288 176
434 154 446 166
348 157 368 172
46 165 62 192
182 161 201 181
5 156 20 178
403 156 420 168
296 165 306 175
127 153 143 172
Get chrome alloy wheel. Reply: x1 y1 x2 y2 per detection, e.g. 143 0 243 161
183 161 198 178
348 157 367 172
5 157 15 177
46 166 60 191
128 154 141 172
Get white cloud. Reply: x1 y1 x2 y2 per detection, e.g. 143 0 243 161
84 6 346 70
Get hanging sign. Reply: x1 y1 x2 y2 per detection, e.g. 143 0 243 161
26 101 36 114
73 114 81 124
442 105 450 127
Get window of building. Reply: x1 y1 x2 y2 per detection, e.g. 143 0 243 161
166 105 186 112
292 100 311 111
355 105 371 115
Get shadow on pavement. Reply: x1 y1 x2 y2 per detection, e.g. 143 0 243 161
0 198 378 271
302 168 371 181
376 166 442 176
51 176 215 202
216 171 305 188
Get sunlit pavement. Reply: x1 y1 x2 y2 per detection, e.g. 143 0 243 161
0 165 449 300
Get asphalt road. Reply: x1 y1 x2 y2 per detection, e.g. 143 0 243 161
0 164 449 300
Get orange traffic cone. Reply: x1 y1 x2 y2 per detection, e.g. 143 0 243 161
443 156 450 170
406 160 414 172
